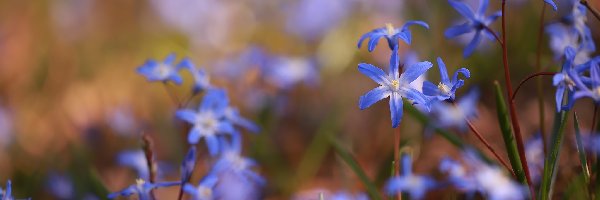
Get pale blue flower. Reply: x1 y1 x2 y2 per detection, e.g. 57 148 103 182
422 57 470 101
385 154 436 199
183 175 218 200
136 53 183 84
107 179 178 200
358 21 429 51
445 0 501 57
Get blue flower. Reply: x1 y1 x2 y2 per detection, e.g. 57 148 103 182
107 179 178 200
358 49 432 128
181 147 197 184
136 53 183 84
0 180 12 200
262 56 319 90
178 58 212 94
176 89 235 155
429 89 479 131
225 107 260 133
46 173 74 199
212 134 265 186
422 57 470 101
183 175 218 200
546 2 595 65
445 0 501 57
357 21 429 51
525 135 544 183
544 0 558 11
385 154 436 199
285 0 352 41
570 57 600 104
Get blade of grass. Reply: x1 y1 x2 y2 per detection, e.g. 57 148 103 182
539 110 569 200
330 136 383 200
573 112 590 184
494 82 527 185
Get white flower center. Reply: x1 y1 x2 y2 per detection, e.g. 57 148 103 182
562 73 575 88
389 80 401 91
593 87 600 99
385 23 395 36
438 83 452 96
155 64 172 79
196 113 218 133
197 186 213 198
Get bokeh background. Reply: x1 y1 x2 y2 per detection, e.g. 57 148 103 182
0 0 598 199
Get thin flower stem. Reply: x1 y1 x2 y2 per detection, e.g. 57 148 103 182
142 134 158 199
394 127 401 200
482 26 503 46
163 83 181 107
591 104 598 134
581 0 600 22
512 72 557 100
535 3 548 155
500 0 536 197
466 118 515 177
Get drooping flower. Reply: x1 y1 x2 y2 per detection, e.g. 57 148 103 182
422 57 470 101
178 58 212 94
357 21 429 52
358 49 432 128
107 179 178 200
429 89 479 131
552 47 584 111
445 0 502 57
175 89 235 155
385 154 437 199
136 53 183 84
183 175 218 200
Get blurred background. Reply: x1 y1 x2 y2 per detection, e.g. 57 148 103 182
0 0 598 199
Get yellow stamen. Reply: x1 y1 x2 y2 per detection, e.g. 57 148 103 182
385 23 395 35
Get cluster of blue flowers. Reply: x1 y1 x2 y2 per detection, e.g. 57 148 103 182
108 54 264 199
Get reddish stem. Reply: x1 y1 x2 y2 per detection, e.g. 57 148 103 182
581 0 600 22
511 72 556 101
466 119 515 176
500 0 536 197
142 134 158 199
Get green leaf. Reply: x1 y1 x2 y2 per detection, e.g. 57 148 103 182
539 110 569 200
493 82 527 185
330 136 383 200
573 112 590 184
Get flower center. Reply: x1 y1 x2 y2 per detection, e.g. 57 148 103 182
562 73 575 88
196 113 218 132
385 23 395 36
594 87 600 99
155 64 172 79
438 83 452 96
390 80 401 91
198 186 213 198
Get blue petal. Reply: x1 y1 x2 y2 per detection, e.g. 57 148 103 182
389 93 404 128
437 57 450 83
463 31 482 58
188 127 203 144
555 86 565 112
200 89 229 112
591 64 600 88
403 88 431 111
448 0 475 21
544 0 558 11
552 73 564 86
401 20 430 31
358 63 388 85
390 48 400 78
444 23 473 38
175 110 197 124
182 184 198 196
164 53 177 64
357 32 373 49
485 11 502 24
368 32 385 52
217 122 235 134
477 0 489 16
400 61 433 84
177 58 194 70
169 73 183 85
205 135 220 156
401 154 412 175
422 81 441 97
359 86 391 110
564 46 576 61
458 89 479 114
398 21 430 44
452 68 470 84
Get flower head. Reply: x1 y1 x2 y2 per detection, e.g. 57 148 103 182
176 89 235 155
136 53 183 84
570 57 600 104
0 180 12 200
212 134 265 186
357 21 429 52
385 154 436 199
183 175 218 200
117 150 150 180
422 57 470 101
225 107 260 133
445 0 501 57
358 49 432 128
107 179 178 200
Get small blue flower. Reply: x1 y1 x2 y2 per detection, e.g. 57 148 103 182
107 179 178 200
422 57 470 101
525 135 544 183
357 21 429 51
544 0 558 11
445 0 501 57
385 154 436 199
429 89 479 131
285 0 352 41
358 49 432 128
570 57 600 104
181 146 197 184
176 89 235 155
46 173 74 199
212 134 265 186
183 175 218 200
178 58 212 94
136 53 183 84
262 56 319 90
225 107 260 133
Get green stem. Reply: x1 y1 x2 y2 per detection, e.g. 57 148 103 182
539 110 569 200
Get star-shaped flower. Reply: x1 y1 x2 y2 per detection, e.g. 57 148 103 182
422 57 470 101
358 49 432 128
176 89 235 155
385 154 436 199
357 21 429 52
136 53 183 84
445 0 501 57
